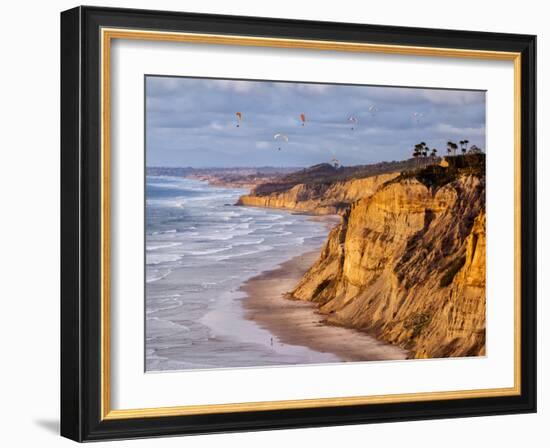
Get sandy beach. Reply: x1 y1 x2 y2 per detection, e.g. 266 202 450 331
241 250 410 362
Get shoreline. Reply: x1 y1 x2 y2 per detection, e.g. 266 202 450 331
241 250 410 363
146 178 346 370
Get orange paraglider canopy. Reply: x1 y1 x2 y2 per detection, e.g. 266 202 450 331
300 113 306 126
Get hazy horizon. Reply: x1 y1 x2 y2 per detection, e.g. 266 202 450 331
145 159 415 169
146 76 486 168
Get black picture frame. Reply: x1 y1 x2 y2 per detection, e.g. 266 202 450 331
61 5 536 442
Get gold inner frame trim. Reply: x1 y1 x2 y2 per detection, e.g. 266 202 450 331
100 27 522 421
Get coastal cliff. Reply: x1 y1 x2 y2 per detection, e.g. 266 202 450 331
290 172 486 358
237 172 399 214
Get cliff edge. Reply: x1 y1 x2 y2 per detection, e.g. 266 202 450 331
290 167 486 358
236 172 399 215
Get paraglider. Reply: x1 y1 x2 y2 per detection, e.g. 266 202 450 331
412 111 423 123
235 112 242 127
273 133 289 151
331 157 340 168
348 115 358 130
368 105 378 116
300 113 306 126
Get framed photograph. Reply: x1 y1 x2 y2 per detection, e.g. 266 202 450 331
60 6 536 441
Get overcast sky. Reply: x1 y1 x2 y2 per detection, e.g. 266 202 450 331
146 76 485 168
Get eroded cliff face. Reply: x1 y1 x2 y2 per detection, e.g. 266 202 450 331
291 175 486 358
236 173 399 215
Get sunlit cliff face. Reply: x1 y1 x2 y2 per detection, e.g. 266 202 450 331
290 174 486 358
240 166 485 359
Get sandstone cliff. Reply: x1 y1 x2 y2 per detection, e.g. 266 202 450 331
236 173 399 215
290 174 486 358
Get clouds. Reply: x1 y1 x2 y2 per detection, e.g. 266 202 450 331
146 76 486 168
420 89 484 106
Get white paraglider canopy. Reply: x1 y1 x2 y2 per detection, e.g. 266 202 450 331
273 133 289 142
273 133 289 150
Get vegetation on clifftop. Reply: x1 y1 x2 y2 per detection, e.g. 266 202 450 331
252 158 431 196
385 153 485 191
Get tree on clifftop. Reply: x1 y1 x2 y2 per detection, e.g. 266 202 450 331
459 139 469 154
413 144 421 164
413 142 433 166
447 141 458 156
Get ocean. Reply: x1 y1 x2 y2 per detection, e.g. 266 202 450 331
145 176 339 371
